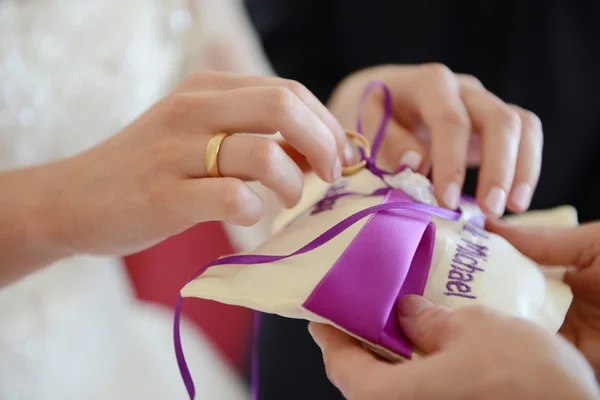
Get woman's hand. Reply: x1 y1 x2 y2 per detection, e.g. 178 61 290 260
490 220 600 378
55 71 352 255
0 71 350 283
329 64 543 217
310 296 598 400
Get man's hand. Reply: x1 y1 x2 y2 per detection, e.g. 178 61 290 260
329 64 543 217
310 296 598 400
490 220 600 378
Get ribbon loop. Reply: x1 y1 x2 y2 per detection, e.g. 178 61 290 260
353 80 395 179
357 80 393 162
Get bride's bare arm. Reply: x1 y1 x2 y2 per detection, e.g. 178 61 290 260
0 71 347 288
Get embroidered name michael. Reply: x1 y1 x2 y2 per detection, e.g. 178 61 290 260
444 222 490 300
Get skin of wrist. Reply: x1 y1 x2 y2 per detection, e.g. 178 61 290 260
33 160 79 257
0 162 76 285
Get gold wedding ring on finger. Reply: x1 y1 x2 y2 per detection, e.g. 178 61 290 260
205 132 230 177
206 130 370 178
342 130 371 177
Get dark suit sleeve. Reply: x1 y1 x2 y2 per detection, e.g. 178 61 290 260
244 0 344 102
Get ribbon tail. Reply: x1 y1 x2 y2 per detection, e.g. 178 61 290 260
174 295 196 399
356 80 393 158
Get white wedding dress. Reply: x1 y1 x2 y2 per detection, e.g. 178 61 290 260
0 1 272 399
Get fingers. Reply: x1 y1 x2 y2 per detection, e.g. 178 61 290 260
172 178 264 227
396 295 455 354
183 135 304 208
311 308 504 400
459 91 542 217
411 64 471 210
187 87 341 182
178 71 352 166
359 97 427 172
506 106 543 212
218 136 304 208
360 64 470 207
368 65 541 215
309 319 466 400
461 88 521 217
242 76 351 166
487 220 600 268
456 73 485 90
397 296 505 355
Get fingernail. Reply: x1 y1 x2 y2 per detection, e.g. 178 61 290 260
331 158 342 181
398 151 423 171
443 182 460 210
398 295 434 317
511 183 532 211
343 142 357 165
485 186 507 216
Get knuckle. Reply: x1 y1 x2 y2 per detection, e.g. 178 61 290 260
159 93 194 125
493 107 522 137
222 179 248 219
149 137 178 165
437 108 471 131
283 79 312 101
519 109 543 133
323 357 338 383
145 178 173 207
458 73 484 88
160 93 211 127
184 70 219 87
422 62 454 82
322 351 343 384
264 86 303 123
250 139 282 181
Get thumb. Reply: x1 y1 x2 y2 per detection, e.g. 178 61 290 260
397 295 456 354
487 219 600 268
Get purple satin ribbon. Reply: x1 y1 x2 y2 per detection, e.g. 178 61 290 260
173 201 459 398
357 80 394 178
173 81 460 399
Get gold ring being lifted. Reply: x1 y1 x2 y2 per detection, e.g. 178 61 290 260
341 130 371 176
205 132 230 177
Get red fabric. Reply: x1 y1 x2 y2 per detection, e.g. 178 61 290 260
124 222 253 372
